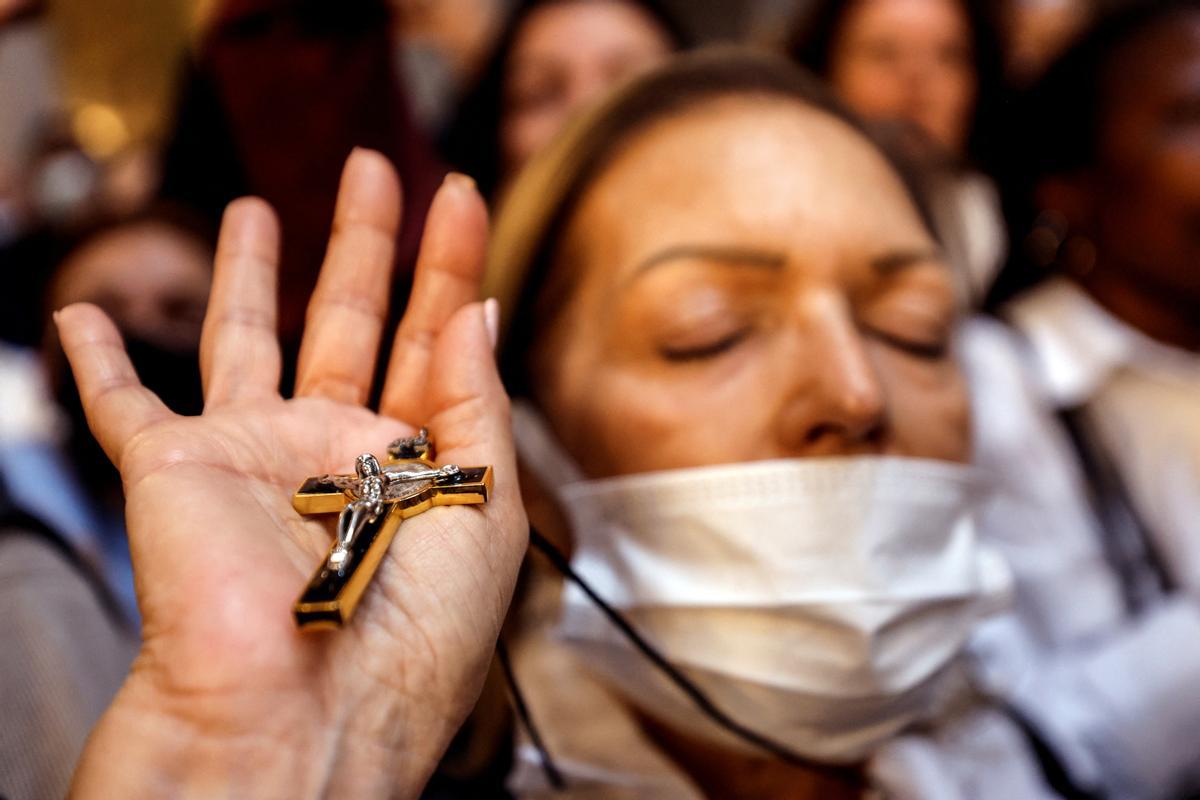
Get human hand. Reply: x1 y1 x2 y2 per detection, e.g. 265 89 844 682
61 149 526 798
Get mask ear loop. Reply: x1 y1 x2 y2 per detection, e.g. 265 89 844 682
526 526 862 788
496 637 567 789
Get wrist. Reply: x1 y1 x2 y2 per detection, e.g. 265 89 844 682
71 672 321 798
70 667 423 799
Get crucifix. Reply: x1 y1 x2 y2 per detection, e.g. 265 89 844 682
291 428 493 630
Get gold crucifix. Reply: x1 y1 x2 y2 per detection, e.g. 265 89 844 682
292 429 493 630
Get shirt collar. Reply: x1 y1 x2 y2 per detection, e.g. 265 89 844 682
1006 278 1140 407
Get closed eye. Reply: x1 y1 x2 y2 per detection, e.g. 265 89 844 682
659 327 751 362
863 324 949 360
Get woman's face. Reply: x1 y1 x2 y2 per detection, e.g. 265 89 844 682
500 0 674 179
828 0 977 155
531 97 968 479
51 222 211 351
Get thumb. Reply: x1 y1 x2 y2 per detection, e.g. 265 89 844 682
55 303 173 469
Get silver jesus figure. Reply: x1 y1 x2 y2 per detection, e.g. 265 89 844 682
327 455 464 570
328 454 386 569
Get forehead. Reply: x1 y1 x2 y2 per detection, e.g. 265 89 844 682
1106 12 1200 98
513 0 668 59
81 224 204 265
1098 13 1200 152
60 224 210 295
562 95 931 276
841 0 971 36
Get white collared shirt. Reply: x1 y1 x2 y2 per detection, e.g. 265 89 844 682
962 281 1200 799
1008 279 1200 591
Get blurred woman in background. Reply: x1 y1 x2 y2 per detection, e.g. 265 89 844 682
484 49 1054 799
963 5 1200 797
789 0 1008 306
441 0 689 200
40 211 211 612
1 208 211 798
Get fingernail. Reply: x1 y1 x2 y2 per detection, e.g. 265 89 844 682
344 147 388 181
483 297 500 351
442 171 477 195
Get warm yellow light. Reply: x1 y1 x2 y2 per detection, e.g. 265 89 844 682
72 103 130 160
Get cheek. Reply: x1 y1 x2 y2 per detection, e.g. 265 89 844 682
835 62 906 118
920 70 975 147
502 109 566 173
1161 142 1200 205
1098 153 1200 262
876 346 971 462
1142 144 1200 213
935 70 976 119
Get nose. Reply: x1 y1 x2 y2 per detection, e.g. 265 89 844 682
774 294 887 456
897 51 938 103
567 67 622 120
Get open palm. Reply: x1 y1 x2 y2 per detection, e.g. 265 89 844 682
61 150 527 797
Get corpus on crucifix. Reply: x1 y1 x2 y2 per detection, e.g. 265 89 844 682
292 428 493 629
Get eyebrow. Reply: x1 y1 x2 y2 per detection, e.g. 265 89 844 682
627 243 945 283
630 245 787 278
871 248 945 273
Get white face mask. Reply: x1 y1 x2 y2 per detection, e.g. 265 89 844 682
513 402 1012 764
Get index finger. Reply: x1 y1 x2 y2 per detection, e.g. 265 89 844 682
54 303 174 467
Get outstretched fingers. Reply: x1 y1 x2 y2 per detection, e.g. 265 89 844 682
379 173 489 425
201 197 283 407
54 303 174 468
295 148 402 406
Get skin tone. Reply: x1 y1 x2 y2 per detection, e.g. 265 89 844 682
500 0 674 179
60 149 528 798
827 0 978 156
1042 11 1200 351
392 0 500 78
527 96 968 797
1005 0 1089 85
0 0 36 25
49 221 211 351
533 96 968 479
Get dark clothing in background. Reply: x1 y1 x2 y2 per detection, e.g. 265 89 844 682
160 0 446 358
0 230 58 346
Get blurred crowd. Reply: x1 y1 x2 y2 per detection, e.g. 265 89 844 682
2 0 1198 798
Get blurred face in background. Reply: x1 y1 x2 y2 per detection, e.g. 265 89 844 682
48 219 211 493
500 0 675 179
1072 11 1200 320
529 96 968 480
826 0 977 156
51 221 210 351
